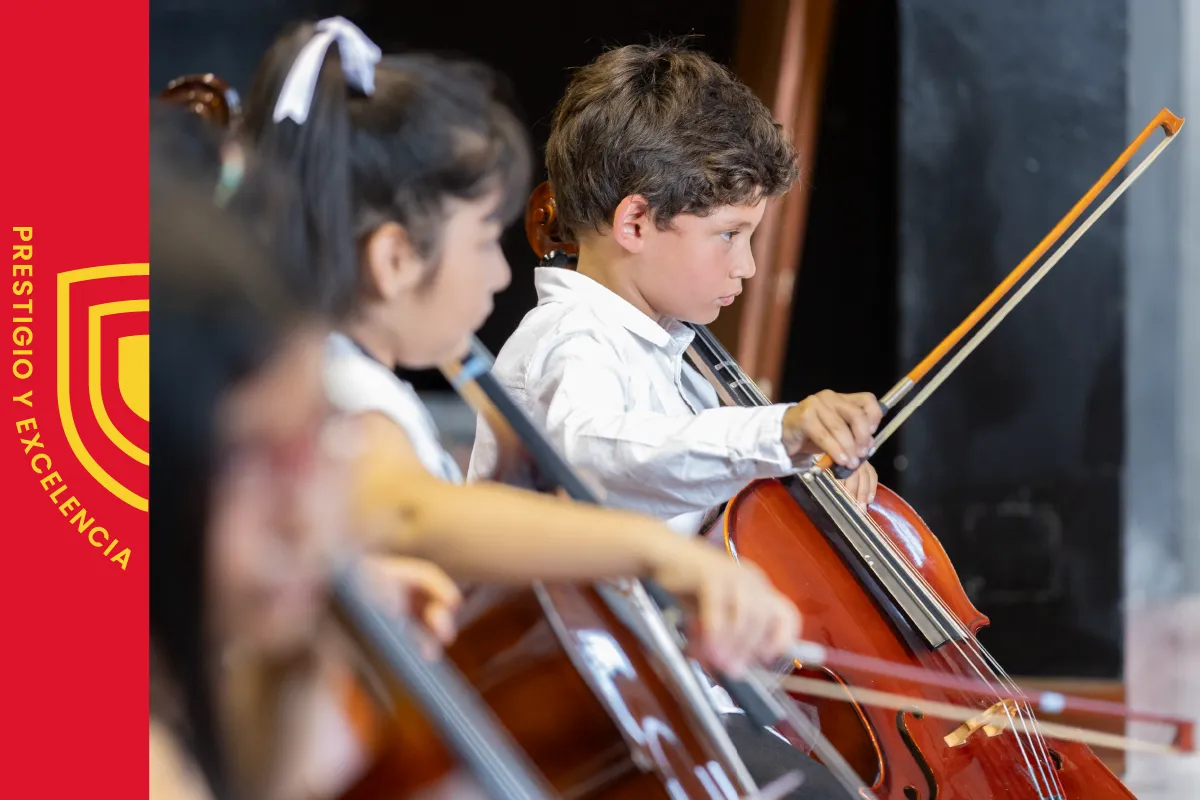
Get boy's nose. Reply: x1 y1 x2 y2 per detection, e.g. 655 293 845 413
732 255 756 280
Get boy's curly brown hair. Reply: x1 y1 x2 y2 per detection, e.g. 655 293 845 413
546 41 800 239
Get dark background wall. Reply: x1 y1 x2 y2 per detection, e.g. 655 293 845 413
894 0 1127 677
781 2 900 487
151 0 741 371
151 0 1129 678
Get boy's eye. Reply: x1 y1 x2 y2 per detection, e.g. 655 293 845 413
720 230 739 242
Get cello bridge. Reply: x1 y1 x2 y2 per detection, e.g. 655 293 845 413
943 698 1022 747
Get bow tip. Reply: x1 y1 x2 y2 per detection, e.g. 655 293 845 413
1159 108 1186 135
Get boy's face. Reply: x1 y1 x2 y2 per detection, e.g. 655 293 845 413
636 199 766 324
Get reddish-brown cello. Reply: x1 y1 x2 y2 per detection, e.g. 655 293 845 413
524 108 1184 798
160 73 242 127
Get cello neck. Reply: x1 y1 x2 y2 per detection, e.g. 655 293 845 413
331 570 553 800
685 322 772 408
453 337 601 504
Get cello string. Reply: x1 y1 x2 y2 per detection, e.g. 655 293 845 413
692 328 1058 796
970 641 1071 789
696 328 1060 791
715 338 1060 796
815 469 1063 796
694 329 1061 795
867 131 1178 458
822 475 1064 797
815 474 1061 798
839 499 1062 796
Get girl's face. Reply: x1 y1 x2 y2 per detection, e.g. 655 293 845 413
207 323 352 656
364 188 512 369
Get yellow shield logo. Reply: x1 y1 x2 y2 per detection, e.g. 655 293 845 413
57 264 149 511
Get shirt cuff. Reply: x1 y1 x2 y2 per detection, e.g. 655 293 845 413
747 402 796 473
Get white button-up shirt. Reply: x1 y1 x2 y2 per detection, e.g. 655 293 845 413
467 267 796 536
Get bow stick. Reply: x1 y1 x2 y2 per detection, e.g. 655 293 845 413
818 107 1185 477
773 672 1187 757
781 639 1195 753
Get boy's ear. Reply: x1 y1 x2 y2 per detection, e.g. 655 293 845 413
362 222 425 301
612 194 651 254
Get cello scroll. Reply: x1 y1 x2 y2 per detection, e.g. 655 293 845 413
160 73 242 128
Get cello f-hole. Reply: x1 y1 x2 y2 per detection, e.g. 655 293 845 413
788 664 883 787
897 708 937 800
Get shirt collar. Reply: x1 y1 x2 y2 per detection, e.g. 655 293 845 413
533 267 694 353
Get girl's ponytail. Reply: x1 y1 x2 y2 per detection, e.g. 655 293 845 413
244 18 380 317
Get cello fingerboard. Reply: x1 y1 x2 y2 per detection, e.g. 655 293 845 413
683 322 964 650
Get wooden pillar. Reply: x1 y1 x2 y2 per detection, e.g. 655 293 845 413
712 0 834 400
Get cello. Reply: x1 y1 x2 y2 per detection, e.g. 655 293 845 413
159 73 861 800
160 73 241 127
522 108 1185 799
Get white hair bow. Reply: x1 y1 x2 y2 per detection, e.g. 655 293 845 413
272 16 382 125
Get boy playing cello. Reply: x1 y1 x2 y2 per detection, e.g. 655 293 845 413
468 41 881 797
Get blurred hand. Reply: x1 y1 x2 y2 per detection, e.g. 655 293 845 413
651 542 801 677
362 556 462 658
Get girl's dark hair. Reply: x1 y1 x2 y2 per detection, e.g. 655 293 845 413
150 117 302 800
243 21 533 318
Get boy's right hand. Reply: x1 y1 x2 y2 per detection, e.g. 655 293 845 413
650 543 800 678
782 390 883 470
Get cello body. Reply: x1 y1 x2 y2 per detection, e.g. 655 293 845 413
343 582 756 799
724 478 1135 800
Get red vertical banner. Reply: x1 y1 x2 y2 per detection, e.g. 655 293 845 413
1 3 148 798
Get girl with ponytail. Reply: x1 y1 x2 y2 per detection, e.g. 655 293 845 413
150 95 464 800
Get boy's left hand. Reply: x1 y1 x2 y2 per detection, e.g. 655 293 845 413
841 462 877 508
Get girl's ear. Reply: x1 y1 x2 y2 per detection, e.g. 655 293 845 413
361 222 424 300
